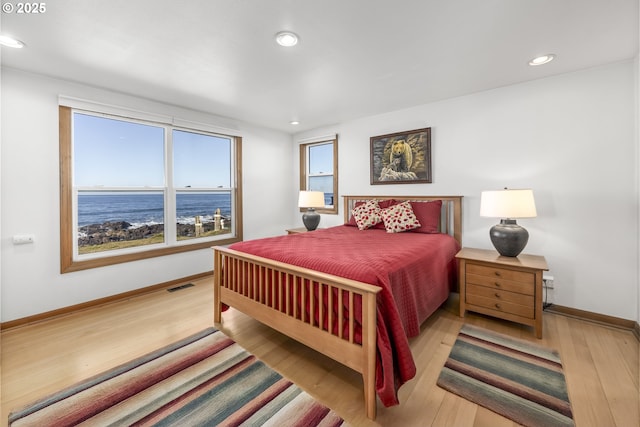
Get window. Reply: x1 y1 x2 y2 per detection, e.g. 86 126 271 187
299 136 338 214
59 106 242 273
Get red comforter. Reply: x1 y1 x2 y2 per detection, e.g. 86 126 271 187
229 225 459 406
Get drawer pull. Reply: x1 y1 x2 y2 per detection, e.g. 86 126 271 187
494 282 501 288
494 271 501 277
495 303 502 309
494 293 501 298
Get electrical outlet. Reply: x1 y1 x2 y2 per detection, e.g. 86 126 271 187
12 234 35 245
543 275 554 289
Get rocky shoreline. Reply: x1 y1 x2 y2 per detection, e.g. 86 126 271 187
78 220 229 247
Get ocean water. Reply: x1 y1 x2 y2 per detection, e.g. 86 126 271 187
78 193 231 227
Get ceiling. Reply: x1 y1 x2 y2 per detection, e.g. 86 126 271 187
1 0 638 133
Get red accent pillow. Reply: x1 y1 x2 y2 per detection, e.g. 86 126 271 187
409 200 442 233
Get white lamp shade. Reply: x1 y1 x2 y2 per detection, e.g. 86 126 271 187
298 191 325 208
480 189 537 219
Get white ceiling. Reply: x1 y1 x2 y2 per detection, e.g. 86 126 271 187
1 0 638 133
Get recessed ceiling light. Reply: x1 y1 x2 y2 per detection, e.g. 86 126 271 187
528 54 555 66
290 120 300 125
276 31 299 47
0 35 25 48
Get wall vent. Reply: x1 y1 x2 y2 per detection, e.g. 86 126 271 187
167 283 195 292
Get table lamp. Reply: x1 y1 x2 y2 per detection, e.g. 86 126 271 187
480 188 537 257
298 191 325 231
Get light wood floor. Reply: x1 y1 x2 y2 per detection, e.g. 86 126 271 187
1 276 638 426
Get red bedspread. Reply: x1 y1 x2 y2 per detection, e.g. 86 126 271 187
228 225 459 407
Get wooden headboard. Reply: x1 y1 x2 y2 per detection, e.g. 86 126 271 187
343 195 463 246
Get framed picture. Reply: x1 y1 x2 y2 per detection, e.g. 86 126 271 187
370 127 431 184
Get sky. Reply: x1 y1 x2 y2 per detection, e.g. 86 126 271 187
308 142 334 194
309 142 332 175
74 111 336 195
73 112 231 188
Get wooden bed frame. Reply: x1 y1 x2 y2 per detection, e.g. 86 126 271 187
213 195 462 419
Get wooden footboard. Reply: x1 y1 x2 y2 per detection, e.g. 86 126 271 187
213 246 382 419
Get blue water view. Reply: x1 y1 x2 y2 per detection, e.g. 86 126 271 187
77 193 231 227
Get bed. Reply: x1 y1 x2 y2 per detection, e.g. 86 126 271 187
213 195 462 419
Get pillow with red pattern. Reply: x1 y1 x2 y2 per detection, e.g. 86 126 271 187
346 201 365 226
372 199 397 229
409 200 442 233
351 200 383 230
346 199 396 227
380 201 421 233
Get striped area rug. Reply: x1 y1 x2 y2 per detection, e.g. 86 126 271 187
437 324 574 427
9 328 345 427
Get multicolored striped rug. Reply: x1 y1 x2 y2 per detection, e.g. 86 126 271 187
437 324 574 427
9 328 345 426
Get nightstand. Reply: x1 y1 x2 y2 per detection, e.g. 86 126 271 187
456 247 548 338
286 227 311 234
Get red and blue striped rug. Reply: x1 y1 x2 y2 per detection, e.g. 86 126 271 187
437 324 574 427
9 328 345 426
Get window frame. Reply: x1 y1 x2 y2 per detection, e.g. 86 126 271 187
59 106 243 273
299 136 338 215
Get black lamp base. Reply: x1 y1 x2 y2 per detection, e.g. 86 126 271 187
302 208 320 231
489 219 529 257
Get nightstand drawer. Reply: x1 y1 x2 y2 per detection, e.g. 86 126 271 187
466 273 534 295
467 263 534 283
466 283 534 306
466 294 535 318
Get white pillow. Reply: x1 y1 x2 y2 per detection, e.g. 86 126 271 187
380 201 421 233
351 200 382 230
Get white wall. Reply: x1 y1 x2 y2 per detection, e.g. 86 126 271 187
0 68 294 322
2 61 637 323
636 54 640 326
0 62 3 325
296 61 638 322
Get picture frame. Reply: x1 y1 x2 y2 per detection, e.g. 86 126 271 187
370 127 431 184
